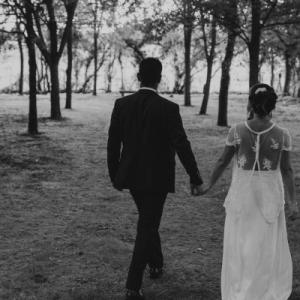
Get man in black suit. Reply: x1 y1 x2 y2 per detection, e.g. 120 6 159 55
107 58 203 300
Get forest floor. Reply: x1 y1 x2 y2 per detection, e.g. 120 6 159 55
0 92 300 300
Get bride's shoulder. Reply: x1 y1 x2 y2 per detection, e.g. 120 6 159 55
274 124 291 135
231 122 246 132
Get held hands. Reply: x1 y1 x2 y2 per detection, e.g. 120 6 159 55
190 183 211 196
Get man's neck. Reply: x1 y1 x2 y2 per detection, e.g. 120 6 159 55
140 83 158 89
139 86 157 93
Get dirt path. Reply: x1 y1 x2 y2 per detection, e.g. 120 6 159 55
0 93 299 300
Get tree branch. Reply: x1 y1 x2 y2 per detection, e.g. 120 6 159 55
57 0 78 58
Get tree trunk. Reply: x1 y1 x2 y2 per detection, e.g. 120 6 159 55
45 63 50 93
17 23 24 96
49 61 61 119
106 75 112 93
200 17 217 115
217 31 236 126
93 7 98 96
184 17 192 106
24 1 38 135
249 0 261 87
118 51 125 90
106 52 116 93
270 49 275 88
36 62 42 93
283 51 292 96
173 52 184 94
47 1 61 119
200 59 213 114
296 54 300 98
65 25 73 109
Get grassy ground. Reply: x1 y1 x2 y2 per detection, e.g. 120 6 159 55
0 93 299 300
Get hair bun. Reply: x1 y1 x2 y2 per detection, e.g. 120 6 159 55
249 83 277 117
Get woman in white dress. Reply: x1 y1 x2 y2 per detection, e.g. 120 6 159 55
205 83 299 300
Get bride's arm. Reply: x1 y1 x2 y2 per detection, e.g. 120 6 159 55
280 151 298 217
205 146 235 192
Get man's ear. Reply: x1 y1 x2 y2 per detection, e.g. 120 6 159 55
137 73 141 82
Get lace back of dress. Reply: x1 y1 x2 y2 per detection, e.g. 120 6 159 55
252 133 261 172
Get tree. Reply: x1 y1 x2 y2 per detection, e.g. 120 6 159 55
210 0 300 88
16 20 24 95
23 0 38 134
47 0 77 118
21 0 78 119
161 28 203 94
1 0 38 134
183 0 193 106
74 31 109 93
84 0 118 96
273 25 300 95
171 0 199 105
0 12 24 95
65 16 73 108
217 0 238 126
198 10 217 114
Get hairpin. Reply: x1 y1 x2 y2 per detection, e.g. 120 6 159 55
254 87 267 94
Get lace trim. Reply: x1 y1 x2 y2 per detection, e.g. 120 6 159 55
244 121 276 135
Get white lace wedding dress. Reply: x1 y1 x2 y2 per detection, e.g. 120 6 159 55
222 121 293 300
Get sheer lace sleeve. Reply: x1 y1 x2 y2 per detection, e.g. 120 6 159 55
282 128 292 151
226 125 239 147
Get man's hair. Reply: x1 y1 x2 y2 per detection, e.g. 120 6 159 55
249 83 277 117
138 58 162 85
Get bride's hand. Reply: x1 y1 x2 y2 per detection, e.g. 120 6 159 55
200 183 212 195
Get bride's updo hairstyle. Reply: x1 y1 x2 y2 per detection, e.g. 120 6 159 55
249 83 277 117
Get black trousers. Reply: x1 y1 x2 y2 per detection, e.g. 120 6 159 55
126 190 167 291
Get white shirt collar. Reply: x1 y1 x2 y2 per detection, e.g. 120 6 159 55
139 87 158 93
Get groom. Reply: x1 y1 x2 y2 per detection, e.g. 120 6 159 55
107 57 204 300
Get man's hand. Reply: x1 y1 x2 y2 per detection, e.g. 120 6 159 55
190 184 206 196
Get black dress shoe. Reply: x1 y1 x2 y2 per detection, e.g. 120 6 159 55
125 290 145 300
149 267 163 279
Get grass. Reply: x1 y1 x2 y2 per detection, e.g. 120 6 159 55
0 93 299 300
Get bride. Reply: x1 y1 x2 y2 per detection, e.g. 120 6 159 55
205 83 299 300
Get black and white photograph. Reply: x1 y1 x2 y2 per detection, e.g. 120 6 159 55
0 0 300 299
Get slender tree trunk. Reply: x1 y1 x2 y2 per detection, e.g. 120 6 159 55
17 23 24 96
93 5 98 96
93 34 98 95
106 52 116 93
106 75 112 93
118 51 125 90
270 49 275 88
39 54 44 92
28 46 38 134
200 17 217 115
249 0 261 87
173 52 184 94
184 6 192 106
217 31 236 126
200 59 213 114
49 61 61 119
65 26 73 109
296 54 300 98
36 62 42 93
24 1 38 134
45 63 50 92
283 51 292 95
48 4 61 120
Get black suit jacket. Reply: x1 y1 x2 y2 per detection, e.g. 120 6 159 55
107 89 203 193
